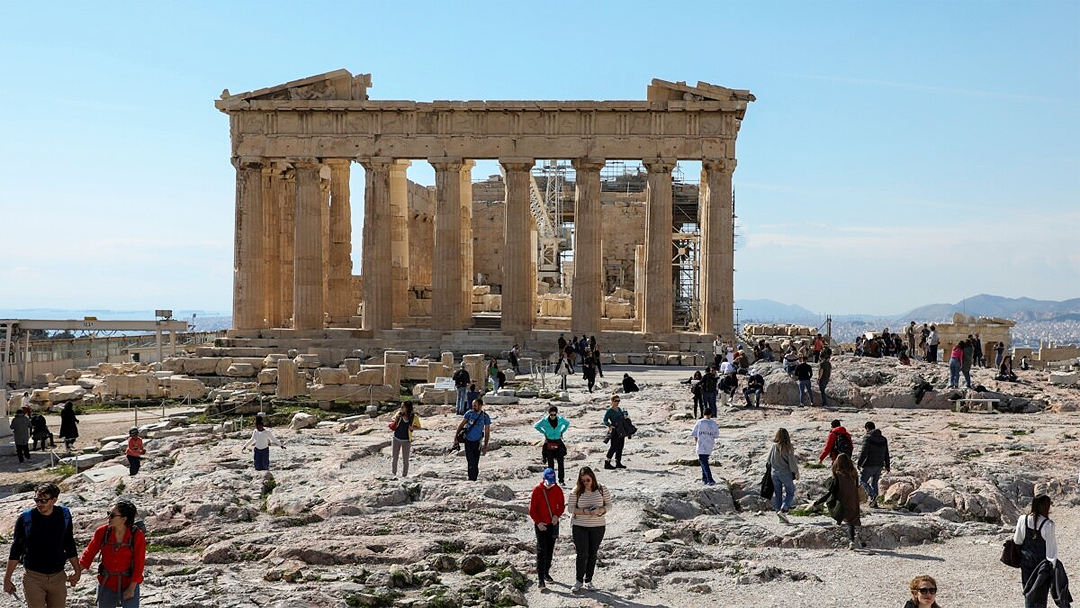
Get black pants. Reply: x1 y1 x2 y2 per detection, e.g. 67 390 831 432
16 443 30 462
586 375 595 392
927 345 937 363
464 440 481 481
572 525 605 583
542 445 565 484
1021 564 1049 608
595 360 603 378
127 455 141 476
692 393 703 417
535 523 558 581
818 378 829 406
605 434 624 464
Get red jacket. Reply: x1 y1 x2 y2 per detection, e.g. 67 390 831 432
79 524 146 590
818 427 852 462
529 483 565 525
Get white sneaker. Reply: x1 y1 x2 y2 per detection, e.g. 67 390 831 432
572 582 583 593
777 511 790 524
584 582 595 591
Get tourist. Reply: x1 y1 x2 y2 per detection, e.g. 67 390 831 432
948 340 964 389
529 468 564 590
719 357 736 375
79 499 146 607
973 333 984 368
813 453 866 549
813 334 824 363
557 334 567 356
920 323 931 358
59 402 79 452
554 353 573 391
30 410 56 451
582 352 597 393
743 372 765 408
1015 494 1057 608
1020 355 1030 371
700 366 718 416
689 371 703 418
905 575 942 608
508 344 520 374
712 335 724 368
783 347 799 376
455 398 491 481
899 352 912 365
768 428 799 522
602 395 627 470
3 482 81 606
818 419 853 463
487 358 500 392
577 335 588 361
534 406 570 485
995 341 1007 369
961 338 974 389
819 353 832 407
389 403 421 477
854 335 865 357
568 466 611 593
621 373 639 393
998 355 1019 382
926 326 940 363
857 421 890 508
11 407 31 463
762 342 775 362
243 415 285 472
735 349 750 374
906 322 917 360
466 382 481 408
794 356 814 406
719 371 739 407
564 342 577 370
125 428 147 476
690 408 718 486
592 343 604 378
452 363 470 415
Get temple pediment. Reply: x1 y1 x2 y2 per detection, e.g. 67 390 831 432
647 78 756 103
216 69 371 110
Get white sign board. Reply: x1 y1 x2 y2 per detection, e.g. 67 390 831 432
433 377 456 390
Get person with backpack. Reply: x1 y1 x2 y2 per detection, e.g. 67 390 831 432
602 395 628 470
534 406 570 485
1015 494 1059 608
529 468 565 590
768 428 800 522
699 367 719 417
818 419 853 464
389 403 421 478
79 499 146 607
793 356 814 406
243 416 285 472
454 398 491 481
690 408 719 486
125 429 147 476
4 482 82 606
857 421 891 508
452 363 471 416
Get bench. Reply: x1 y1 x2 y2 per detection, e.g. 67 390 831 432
955 398 999 413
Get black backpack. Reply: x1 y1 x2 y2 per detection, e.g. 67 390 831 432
833 433 853 458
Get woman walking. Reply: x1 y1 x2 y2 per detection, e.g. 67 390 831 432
689 371 703 418
555 353 573 391
569 466 611 593
814 453 865 549
904 574 942 608
602 395 627 470
59 402 79 452
79 499 146 607
529 468 565 590
390 403 421 477
243 415 286 471
582 353 597 393
534 406 570 485
948 340 965 389
768 428 800 522
125 429 146 476
1015 494 1057 608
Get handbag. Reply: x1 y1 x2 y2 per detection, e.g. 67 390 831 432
541 487 559 538
760 463 774 499
389 415 400 431
1001 539 1021 568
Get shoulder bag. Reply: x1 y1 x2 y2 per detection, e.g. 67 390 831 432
541 487 559 538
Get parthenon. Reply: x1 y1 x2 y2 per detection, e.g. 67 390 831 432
216 70 753 349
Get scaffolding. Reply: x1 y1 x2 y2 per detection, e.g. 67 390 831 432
529 161 574 287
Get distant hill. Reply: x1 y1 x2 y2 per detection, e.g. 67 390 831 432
898 295 1080 322
735 299 818 322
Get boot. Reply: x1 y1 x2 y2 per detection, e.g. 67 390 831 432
615 462 626 469
603 460 615 470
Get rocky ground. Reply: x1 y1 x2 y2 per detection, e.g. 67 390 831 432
2 356 1078 607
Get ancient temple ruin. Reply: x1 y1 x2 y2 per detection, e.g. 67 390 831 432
216 70 753 350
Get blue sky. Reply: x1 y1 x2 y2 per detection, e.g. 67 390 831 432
1 0 1077 316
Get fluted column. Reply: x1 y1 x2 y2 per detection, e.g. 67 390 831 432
642 159 675 334
292 160 324 330
320 168 332 318
500 159 535 332
262 163 282 328
701 158 736 339
326 160 353 323
360 158 393 330
389 160 412 323
430 157 465 330
232 157 265 330
571 158 605 335
459 160 476 327
280 168 295 326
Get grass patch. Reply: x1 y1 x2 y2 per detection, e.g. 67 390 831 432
1011 429 1029 436
47 464 76 478
346 589 402 608
115 480 126 495
787 507 821 517
803 462 826 470
436 539 464 554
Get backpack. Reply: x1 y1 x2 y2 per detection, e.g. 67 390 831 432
20 506 71 549
99 521 147 579
832 433 853 458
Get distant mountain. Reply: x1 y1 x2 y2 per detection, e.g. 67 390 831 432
735 299 818 322
898 295 1080 323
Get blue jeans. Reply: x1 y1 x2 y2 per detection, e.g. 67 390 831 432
97 582 140 607
702 392 717 416
743 388 762 407
771 471 795 511
962 365 972 388
797 380 813 406
456 387 468 415
698 454 714 483
860 465 882 502
949 358 961 387
254 447 270 471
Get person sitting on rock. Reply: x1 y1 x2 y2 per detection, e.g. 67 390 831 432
620 373 639 393
783 347 799 376
30 411 56 451
1020 355 1030 371
743 372 765 408
734 350 750 374
718 372 739 407
996 355 1019 382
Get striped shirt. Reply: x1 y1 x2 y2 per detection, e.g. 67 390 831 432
569 487 612 527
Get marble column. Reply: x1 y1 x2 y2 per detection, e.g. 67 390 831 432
320 167 331 318
280 168 296 326
430 158 465 330
326 160 353 323
232 157 265 330
459 161 475 327
571 158 605 336
701 159 736 339
642 159 675 334
500 159 535 332
360 158 393 330
262 163 282 328
389 160 412 324
292 160 324 330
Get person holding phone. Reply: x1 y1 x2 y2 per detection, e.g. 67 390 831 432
568 467 611 593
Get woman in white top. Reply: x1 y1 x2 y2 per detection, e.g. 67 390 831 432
568 466 611 593
1014 494 1057 608
243 415 285 471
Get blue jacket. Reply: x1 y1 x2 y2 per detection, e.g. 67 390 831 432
534 415 569 440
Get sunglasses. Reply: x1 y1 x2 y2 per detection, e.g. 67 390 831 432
917 588 937 595
107 512 122 519
33 497 53 504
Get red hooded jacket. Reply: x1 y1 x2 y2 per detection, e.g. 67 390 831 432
819 426 852 462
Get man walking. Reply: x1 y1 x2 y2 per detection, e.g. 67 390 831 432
857 422 890 507
699 367 719 417
10 407 31 463
5 483 81 607
793 356 814 406
455 398 491 481
452 363 470 416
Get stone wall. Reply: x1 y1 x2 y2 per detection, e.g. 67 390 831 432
408 182 435 290
471 200 506 288
600 200 645 293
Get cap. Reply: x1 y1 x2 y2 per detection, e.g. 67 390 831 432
543 468 557 484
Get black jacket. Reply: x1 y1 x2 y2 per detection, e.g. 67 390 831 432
1024 559 1072 608
700 373 718 393
857 429 890 469
794 363 813 381
452 369 470 388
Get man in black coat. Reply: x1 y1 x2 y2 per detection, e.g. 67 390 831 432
857 421 891 508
